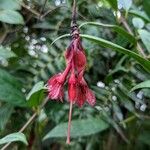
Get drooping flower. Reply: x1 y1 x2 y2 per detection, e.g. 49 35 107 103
47 23 96 144
65 37 86 74
47 63 71 101
76 78 96 107
47 73 64 101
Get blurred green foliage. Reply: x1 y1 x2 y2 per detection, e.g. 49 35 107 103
0 0 150 149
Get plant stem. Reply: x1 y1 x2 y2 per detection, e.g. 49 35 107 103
66 101 73 144
119 115 136 125
20 2 40 18
120 15 146 58
40 0 48 14
72 0 77 25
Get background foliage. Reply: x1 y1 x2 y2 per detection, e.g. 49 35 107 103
0 0 150 149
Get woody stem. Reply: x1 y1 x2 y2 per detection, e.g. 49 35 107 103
66 101 73 144
72 0 77 25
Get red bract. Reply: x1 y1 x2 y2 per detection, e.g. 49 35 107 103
47 73 64 101
47 28 96 144
76 78 96 107
65 37 86 70
68 72 77 102
47 63 71 101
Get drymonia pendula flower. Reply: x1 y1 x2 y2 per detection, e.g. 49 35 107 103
47 25 96 144
47 28 96 107
47 0 96 144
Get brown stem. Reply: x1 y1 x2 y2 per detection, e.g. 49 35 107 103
0 23 8 44
20 2 40 18
41 5 87 21
72 0 77 25
40 6 62 19
27 123 35 150
40 0 48 14
0 31 7 44
66 102 73 144
120 15 146 58
1 97 49 150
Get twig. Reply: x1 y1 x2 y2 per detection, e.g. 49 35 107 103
120 15 146 58
0 24 8 44
72 0 77 25
119 115 136 125
40 6 62 19
40 0 48 16
0 32 7 44
1 97 49 150
21 1 85 21
41 5 87 21
21 2 40 18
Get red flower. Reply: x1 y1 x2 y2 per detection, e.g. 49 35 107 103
65 37 86 73
47 64 71 101
76 78 96 107
47 73 64 101
47 25 96 144
47 34 96 106
86 88 96 106
68 71 77 102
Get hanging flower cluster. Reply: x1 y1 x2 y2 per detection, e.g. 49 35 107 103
47 27 96 107
47 6 96 143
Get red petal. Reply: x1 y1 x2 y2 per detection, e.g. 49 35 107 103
74 50 86 72
68 72 77 102
76 80 87 107
86 89 96 106
65 42 74 64
47 73 64 101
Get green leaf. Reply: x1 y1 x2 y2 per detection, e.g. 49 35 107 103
0 132 28 145
138 29 150 53
105 56 128 83
131 80 150 92
0 104 13 130
129 9 150 22
27 81 46 107
118 0 132 11
106 0 118 11
51 34 70 45
0 46 16 59
143 0 150 17
43 118 109 140
102 111 128 142
132 17 144 29
112 102 123 121
115 88 135 113
0 0 21 10
0 69 26 107
0 10 24 24
80 34 150 73
79 22 136 44
138 132 150 145
51 33 150 72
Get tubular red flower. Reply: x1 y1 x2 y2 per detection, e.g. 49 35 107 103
68 72 77 102
47 1 96 144
65 37 86 75
86 89 96 106
47 73 64 101
47 63 71 101
47 26 96 144
76 78 96 107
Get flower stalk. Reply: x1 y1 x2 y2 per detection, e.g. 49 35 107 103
66 101 73 144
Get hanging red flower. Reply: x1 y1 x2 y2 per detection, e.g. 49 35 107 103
47 0 96 144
